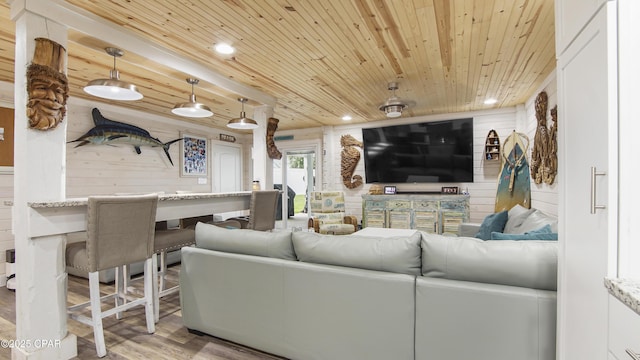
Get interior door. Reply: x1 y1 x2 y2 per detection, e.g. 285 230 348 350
557 4 618 359
212 142 242 193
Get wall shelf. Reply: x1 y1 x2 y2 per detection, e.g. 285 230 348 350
484 129 501 161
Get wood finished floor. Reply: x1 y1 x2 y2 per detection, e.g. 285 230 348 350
0 266 285 360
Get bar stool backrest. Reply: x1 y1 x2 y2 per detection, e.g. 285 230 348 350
247 190 280 231
86 194 158 272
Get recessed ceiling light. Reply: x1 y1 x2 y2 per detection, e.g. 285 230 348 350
484 98 498 105
214 43 235 55
342 115 352 121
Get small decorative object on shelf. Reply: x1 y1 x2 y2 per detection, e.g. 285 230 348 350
485 129 501 160
369 183 383 195
441 186 459 194
252 180 260 190
384 185 397 195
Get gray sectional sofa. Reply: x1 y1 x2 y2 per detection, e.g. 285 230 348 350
180 223 557 360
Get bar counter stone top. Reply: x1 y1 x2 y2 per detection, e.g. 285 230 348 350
4 191 251 207
605 277 640 316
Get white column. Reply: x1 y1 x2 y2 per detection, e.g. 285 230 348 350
252 105 274 190
11 2 77 359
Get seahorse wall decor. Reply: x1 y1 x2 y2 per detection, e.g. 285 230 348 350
340 134 364 189
530 91 558 185
266 117 282 159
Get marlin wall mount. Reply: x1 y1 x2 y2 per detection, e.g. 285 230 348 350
68 108 181 165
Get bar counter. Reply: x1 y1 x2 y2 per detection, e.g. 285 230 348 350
8 191 251 238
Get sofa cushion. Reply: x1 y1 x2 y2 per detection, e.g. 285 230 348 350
421 232 558 290
502 205 535 233
195 222 296 260
491 224 558 240
517 209 558 233
292 231 422 275
474 210 508 240
503 205 558 234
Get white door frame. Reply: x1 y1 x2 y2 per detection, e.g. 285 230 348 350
275 139 322 228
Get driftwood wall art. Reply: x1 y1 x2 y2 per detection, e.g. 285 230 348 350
266 117 282 160
546 105 558 184
27 38 69 130
340 134 363 189
530 91 558 185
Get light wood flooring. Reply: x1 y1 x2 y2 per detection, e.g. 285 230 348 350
0 266 285 360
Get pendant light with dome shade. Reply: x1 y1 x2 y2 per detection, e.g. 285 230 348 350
378 82 415 118
84 47 143 101
227 98 258 130
172 78 213 118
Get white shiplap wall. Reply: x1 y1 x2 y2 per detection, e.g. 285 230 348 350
0 83 251 283
321 108 520 224
316 72 558 224
65 99 250 197
0 72 558 284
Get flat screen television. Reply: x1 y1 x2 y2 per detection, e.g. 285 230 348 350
362 118 474 183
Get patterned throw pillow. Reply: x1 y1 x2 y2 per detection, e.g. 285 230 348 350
316 212 345 225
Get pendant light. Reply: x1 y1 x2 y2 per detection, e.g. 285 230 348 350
84 47 143 101
227 98 258 129
172 78 213 118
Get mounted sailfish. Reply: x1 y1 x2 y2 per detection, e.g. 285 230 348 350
68 108 182 165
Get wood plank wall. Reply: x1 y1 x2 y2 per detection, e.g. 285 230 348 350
319 72 558 224
0 73 558 283
65 101 250 197
0 83 251 283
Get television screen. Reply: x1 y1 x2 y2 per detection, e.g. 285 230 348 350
362 118 474 183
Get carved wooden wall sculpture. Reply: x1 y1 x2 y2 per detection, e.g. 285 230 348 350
545 105 558 185
266 117 282 159
340 134 363 189
531 91 550 184
530 91 558 185
27 38 69 130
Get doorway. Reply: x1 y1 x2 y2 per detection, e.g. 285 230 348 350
272 140 321 229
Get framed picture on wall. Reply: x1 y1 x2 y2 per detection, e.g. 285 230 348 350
180 133 207 177
0 107 14 174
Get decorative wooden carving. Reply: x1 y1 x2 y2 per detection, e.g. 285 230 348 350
530 91 550 184
340 134 363 189
27 38 69 130
530 91 558 185
266 117 282 159
545 105 558 185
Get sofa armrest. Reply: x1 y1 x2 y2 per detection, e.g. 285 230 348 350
457 222 480 237
343 215 358 231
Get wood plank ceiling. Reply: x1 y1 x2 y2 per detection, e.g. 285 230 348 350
0 0 555 131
